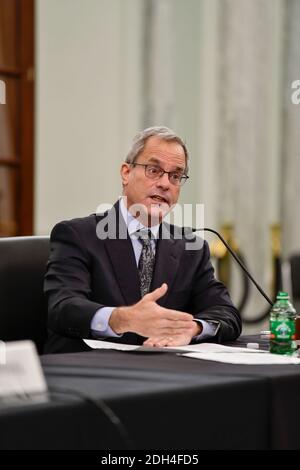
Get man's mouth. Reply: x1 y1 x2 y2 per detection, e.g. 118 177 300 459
150 195 169 204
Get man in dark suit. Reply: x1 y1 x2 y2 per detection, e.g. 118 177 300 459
44 126 241 353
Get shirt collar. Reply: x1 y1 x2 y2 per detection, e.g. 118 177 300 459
119 197 160 239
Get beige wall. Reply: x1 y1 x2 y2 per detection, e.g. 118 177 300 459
35 0 144 234
35 0 216 234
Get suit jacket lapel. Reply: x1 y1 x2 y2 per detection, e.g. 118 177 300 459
105 236 141 305
105 201 141 305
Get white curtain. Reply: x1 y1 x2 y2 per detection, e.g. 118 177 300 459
141 0 299 327
216 0 284 322
281 0 300 259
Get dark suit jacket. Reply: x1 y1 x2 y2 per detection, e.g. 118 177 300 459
44 202 241 353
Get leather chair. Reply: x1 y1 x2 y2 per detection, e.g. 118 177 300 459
0 236 50 354
290 255 300 297
290 254 300 312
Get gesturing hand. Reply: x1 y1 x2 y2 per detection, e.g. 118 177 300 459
109 283 196 339
143 322 202 348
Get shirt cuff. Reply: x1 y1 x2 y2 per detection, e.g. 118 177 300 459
192 319 218 342
91 307 122 338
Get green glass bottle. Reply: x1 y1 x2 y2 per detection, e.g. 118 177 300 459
269 291 297 355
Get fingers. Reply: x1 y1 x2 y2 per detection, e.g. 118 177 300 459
143 334 191 348
143 337 172 348
143 318 196 342
144 283 168 302
162 310 194 322
157 324 195 335
143 285 193 322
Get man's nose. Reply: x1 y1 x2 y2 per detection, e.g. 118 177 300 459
156 172 170 189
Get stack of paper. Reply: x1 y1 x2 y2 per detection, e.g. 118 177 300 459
83 339 300 364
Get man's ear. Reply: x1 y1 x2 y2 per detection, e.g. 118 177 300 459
120 163 130 186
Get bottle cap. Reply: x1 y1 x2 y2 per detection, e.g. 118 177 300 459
276 291 289 300
246 342 259 349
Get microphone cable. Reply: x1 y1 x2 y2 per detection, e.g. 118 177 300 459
48 385 134 450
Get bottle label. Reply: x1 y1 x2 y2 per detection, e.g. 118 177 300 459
270 319 296 341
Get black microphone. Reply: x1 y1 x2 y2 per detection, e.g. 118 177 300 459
187 227 273 307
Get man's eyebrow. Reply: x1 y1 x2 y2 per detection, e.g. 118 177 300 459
146 157 185 172
146 157 161 165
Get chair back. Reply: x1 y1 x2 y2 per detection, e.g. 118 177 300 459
0 236 50 354
290 255 300 299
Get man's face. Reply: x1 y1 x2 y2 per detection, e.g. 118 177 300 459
121 136 186 226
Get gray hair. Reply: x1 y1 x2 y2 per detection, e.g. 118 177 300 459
125 126 189 174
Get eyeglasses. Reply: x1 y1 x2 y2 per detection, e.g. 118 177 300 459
132 163 189 186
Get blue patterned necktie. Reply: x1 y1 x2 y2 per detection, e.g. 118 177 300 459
137 229 155 297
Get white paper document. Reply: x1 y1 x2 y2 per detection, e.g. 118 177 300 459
83 339 141 351
84 339 267 354
171 343 269 354
182 351 300 365
83 339 300 364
